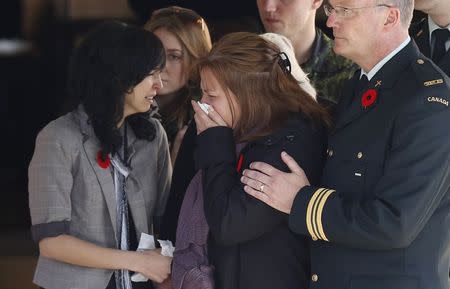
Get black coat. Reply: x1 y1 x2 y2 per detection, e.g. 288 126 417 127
195 115 326 289
159 121 197 243
289 41 450 289
410 18 450 76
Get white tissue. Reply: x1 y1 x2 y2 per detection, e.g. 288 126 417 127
197 101 211 114
131 233 175 282
158 240 175 257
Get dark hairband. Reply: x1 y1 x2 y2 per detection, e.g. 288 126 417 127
277 52 291 74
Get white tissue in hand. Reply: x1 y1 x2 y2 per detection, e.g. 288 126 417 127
197 101 210 114
131 271 149 282
137 232 156 251
131 233 175 282
159 239 175 257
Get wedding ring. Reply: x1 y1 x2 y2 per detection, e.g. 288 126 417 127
260 184 265 193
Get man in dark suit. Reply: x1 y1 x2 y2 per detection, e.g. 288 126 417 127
410 0 450 76
242 0 450 288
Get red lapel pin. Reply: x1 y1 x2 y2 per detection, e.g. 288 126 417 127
97 151 111 169
361 89 378 109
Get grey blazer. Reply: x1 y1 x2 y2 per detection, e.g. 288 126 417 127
28 106 172 289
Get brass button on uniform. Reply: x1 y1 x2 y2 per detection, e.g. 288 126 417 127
417 59 424 64
357 152 363 159
312 274 319 282
328 149 334 157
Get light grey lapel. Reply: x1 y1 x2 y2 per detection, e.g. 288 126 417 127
75 105 118 239
83 138 118 239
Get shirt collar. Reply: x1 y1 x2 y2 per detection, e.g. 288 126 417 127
361 36 411 81
428 15 450 40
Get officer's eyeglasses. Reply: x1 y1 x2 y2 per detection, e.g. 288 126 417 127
323 3 393 19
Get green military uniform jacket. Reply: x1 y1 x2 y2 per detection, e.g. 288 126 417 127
302 29 356 107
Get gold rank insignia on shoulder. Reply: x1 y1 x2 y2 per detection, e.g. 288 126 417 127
427 96 449 107
424 79 444 87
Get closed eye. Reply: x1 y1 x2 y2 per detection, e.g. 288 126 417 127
201 91 216 99
167 53 182 61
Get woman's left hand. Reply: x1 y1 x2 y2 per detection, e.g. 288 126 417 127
191 100 227 134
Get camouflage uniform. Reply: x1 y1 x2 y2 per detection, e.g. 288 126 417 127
302 29 357 107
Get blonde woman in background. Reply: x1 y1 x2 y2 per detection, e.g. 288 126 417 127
144 6 212 164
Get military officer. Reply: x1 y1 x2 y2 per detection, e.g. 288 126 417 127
256 0 356 108
242 0 450 288
410 0 450 76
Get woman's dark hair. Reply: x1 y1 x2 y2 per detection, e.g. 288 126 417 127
68 21 165 158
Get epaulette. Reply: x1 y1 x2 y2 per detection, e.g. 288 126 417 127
412 57 447 88
412 57 449 107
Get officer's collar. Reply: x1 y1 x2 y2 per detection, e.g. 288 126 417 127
367 40 420 90
361 36 411 81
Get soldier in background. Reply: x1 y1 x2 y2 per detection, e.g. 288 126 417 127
257 0 356 109
411 0 450 76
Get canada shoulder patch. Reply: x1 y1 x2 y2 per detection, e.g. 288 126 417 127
427 96 449 107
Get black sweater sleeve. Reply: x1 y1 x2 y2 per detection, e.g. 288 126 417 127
196 120 326 246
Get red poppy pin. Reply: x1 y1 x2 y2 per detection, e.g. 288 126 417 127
361 89 378 109
97 151 111 169
236 154 244 173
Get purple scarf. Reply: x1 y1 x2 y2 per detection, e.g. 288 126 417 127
172 142 246 289
172 170 215 289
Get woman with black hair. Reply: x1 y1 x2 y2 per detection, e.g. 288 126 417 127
28 21 172 289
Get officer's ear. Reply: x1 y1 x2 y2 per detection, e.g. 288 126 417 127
312 0 323 10
383 6 401 29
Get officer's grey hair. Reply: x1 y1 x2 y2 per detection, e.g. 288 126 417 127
376 0 414 27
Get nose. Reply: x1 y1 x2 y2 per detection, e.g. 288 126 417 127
154 73 163 90
326 12 337 28
162 59 169 73
260 0 276 12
